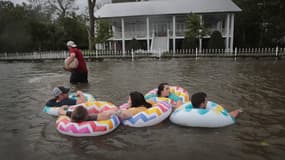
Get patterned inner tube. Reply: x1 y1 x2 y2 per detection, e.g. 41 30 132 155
56 101 120 137
145 86 190 106
120 101 172 127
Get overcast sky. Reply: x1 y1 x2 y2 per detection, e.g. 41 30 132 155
9 0 87 8
8 0 114 6
5 0 115 14
8 0 25 4
7 0 110 14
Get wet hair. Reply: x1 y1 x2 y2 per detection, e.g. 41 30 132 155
71 105 88 122
191 92 207 108
130 91 152 108
157 83 169 97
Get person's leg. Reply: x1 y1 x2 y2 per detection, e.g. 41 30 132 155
70 71 80 84
82 71 88 83
76 71 88 83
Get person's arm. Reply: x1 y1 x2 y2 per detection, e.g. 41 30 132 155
229 108 242 118
58 105 69 116
65 53 76 65
115 109 133 120
46 98 56 106
174 100 183 110
76 91 86 104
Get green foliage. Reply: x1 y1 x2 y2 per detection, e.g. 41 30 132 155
0 1 33 52
184 13 207 48
233 0 285 47
182 38 197 49
0 1 88 53
59 16 89 48
208 31 225 49
1 0 285 53
95 20 112 44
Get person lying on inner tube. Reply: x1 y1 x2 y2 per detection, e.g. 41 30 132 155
114 91 154 120
58 105 117 122
157 83 183 110
123 91 153 116
46 86 86 107
58 91 155 122
191 92 242 118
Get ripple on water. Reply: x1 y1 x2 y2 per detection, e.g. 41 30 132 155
0 59 285 160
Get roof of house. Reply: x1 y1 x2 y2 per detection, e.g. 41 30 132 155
95 0 242 18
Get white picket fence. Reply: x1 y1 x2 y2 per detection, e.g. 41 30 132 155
0 47 284 61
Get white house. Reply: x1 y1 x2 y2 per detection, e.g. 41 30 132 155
95 0 241 54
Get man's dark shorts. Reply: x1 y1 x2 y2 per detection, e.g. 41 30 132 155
70 71 88 84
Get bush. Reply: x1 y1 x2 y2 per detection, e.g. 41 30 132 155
182 38 197 49
208 31 225 49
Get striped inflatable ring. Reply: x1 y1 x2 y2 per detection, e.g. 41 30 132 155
145 86 190 106
170 101 235 128
56 101 120 137
43 92 95 116
120 101 172 127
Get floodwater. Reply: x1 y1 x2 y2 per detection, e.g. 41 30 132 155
0 58 284 160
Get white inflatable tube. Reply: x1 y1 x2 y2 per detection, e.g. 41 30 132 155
43 92 95 116
170 101 235 128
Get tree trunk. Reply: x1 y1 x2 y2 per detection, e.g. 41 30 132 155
88 0 96 50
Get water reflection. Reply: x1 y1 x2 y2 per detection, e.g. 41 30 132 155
0 58 285 160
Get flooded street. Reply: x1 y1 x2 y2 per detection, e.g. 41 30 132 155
0 58 284 160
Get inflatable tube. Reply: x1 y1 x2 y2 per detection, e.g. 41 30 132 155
120 101 172 127
43 92 95 116
170 101 235 128
69 92 95 102
56 101 120 137
145 86 190 106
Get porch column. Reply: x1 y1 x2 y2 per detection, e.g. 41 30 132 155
230 14 235 53
146 16 150 52
172 15 176 53
199 15 203 52
112 25 116 50
121 18 125 56
225 14 230 52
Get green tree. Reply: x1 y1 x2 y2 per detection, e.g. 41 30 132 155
0 1 33 52
183 13 207 49
27 21 50 51
95 20 112 44
59 16 89 48
0 1 89 52
233 0 285 47
28 0 77 18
